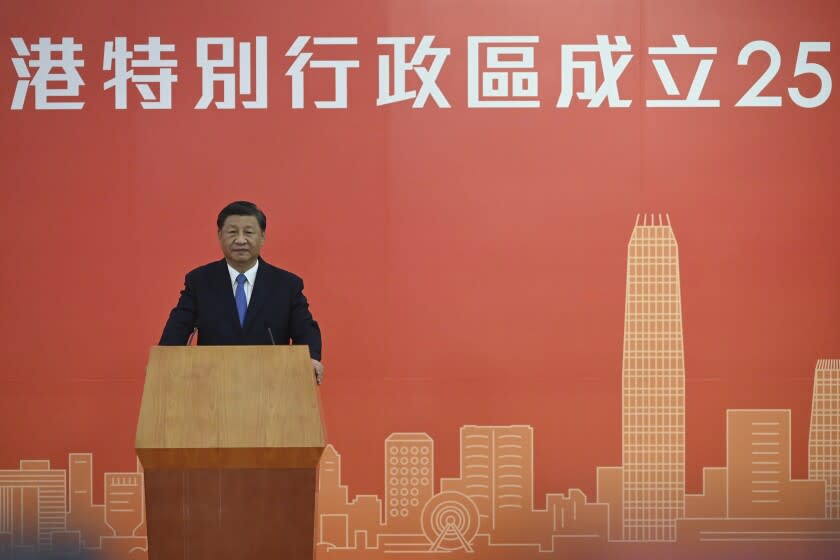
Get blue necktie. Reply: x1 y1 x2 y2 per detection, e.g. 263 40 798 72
235 273 247 326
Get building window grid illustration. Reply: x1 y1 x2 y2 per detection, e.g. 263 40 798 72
385 436 434 521
622 224 685 541
0 467 67 551
452 426 534 536
809 361 840 518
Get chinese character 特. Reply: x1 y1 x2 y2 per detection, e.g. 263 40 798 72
104 37 178 109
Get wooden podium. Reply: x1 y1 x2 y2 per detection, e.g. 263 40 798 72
135 346 325 560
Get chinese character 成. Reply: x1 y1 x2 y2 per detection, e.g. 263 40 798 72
557 35 632 108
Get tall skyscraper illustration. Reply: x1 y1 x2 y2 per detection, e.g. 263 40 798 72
810 359 840 518
621 214 685 541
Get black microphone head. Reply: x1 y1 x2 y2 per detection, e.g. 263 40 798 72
264 323 277 345
186 326 198 346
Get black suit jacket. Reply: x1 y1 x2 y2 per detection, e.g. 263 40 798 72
159 258 322 360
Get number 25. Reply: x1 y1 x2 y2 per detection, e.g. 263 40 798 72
736 41 831 108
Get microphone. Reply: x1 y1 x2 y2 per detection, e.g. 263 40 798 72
265 323 276 345
186 327 198 346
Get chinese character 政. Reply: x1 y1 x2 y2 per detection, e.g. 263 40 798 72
377 36 450 108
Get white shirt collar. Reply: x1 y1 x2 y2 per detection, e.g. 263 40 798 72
227 260 259 287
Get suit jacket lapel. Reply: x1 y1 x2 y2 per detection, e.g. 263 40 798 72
243 259 269 334
214 259 243 335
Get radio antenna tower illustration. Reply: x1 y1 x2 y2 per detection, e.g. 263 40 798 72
421 492 480 552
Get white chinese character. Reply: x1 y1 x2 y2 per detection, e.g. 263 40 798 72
467 36 539 108
377 36 449 108
647 35 718 108
557 35 632 108
11 37 84 110
104 37 178 109
285 36 359 109
195 36 267 109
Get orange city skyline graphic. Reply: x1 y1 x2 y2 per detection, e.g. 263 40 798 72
2 215 839 558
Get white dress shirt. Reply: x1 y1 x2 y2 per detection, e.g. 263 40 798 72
227 261 258 305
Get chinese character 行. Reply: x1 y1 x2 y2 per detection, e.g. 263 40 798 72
285 36 359 109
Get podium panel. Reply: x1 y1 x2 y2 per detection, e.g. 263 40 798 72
135 346 325 560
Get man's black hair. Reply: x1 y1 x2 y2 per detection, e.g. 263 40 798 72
217 201 267 232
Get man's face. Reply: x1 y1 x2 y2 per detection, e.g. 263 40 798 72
218 215 265 270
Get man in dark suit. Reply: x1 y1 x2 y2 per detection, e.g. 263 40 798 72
159 200 324 383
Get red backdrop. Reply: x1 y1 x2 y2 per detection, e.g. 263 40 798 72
1 0 838 534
